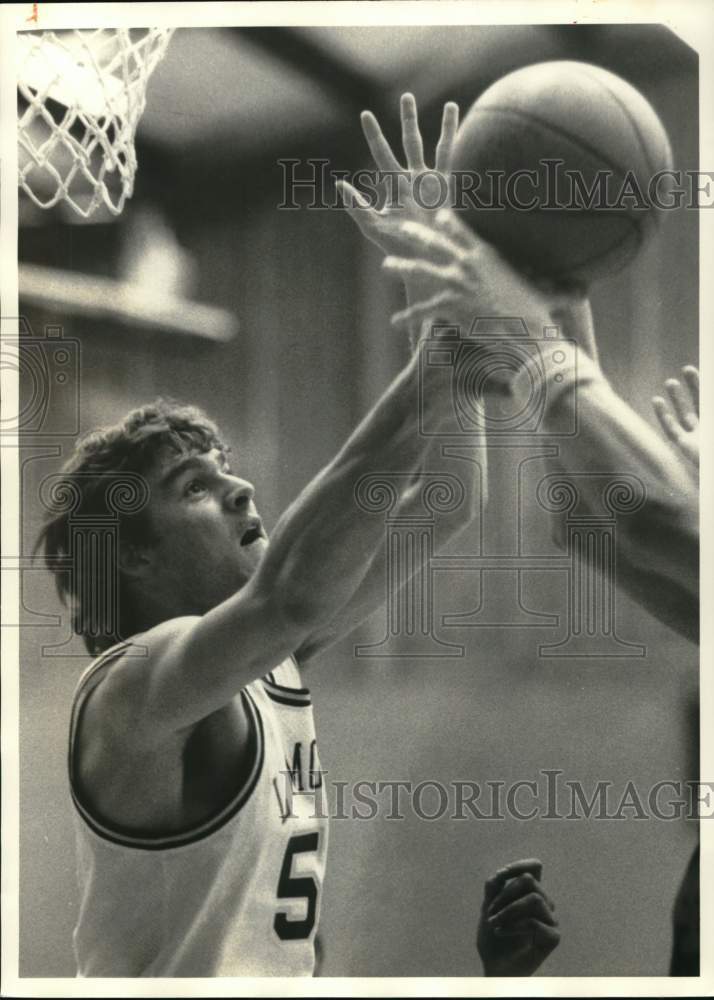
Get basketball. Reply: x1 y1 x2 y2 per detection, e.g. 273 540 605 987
450 60 674 286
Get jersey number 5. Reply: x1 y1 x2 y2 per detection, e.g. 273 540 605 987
274 833 319 940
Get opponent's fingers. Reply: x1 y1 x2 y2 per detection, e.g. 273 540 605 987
487 873 555 918
494 919 561 952
336 180 382 233
401 93 426 173
397 219 468 265
665 378 695 429
391 290 462 329
682 365 700 416
488 892 558 929
360 110 403 173
435 101 459 175
665 377 698 431
483 859 543 905
434 207 480 254
336 179 373 210
652 397 683 444
382 256 474 293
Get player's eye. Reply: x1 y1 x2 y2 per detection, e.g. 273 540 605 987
183 478 208 498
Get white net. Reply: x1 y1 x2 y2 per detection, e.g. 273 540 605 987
18 28 175 219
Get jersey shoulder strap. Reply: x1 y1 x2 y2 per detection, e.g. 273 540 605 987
262 655 311 707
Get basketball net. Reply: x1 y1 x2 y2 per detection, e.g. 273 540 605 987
17 28 175 219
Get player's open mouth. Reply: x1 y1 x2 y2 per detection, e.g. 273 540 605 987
240 522 265 547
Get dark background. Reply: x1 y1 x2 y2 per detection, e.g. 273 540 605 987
18 24 698 976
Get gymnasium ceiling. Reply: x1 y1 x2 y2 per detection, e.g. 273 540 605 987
17 22 697 335
138 24 695 157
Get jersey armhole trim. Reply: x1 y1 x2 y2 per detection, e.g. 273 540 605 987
262 657 311 706
262 677 311 707
69 687 265 851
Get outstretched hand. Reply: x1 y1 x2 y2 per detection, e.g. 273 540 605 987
340 95 588 355
338 93 461 346
338 92 459 258
652 366 699 469
477 859 560 977
384 208 556 345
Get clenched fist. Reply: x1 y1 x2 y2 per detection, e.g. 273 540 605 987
477 858 560 977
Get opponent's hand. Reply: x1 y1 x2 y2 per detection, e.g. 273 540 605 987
385 209 556 347
337 93 459 262
477 859 560 977
652 366 699 469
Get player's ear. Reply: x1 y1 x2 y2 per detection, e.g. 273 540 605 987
118 540 152 578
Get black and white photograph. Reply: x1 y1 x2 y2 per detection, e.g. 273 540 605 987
1 1 710 993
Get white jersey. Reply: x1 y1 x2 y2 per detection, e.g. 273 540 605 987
68 640 328 977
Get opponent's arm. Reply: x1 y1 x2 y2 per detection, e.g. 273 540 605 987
100 336 457 740
388 213 699 623
537 300 698 632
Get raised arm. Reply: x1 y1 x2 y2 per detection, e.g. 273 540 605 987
100 330 461 741
87 98 474 744
295 405 485 662
525 298 697 521
338 92 459 349
388 211 698 639
536 301 698 638
294 94 484 661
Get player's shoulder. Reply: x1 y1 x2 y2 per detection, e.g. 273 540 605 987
87 616 199 679
140 614 203 647
80 617 201 730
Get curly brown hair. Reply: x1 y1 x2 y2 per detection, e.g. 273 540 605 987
36 399 228 655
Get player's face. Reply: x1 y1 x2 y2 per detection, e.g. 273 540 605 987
141 447 268 615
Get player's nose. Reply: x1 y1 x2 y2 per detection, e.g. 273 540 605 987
225 477 255 510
